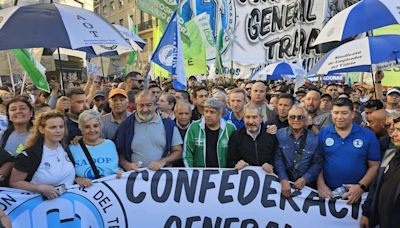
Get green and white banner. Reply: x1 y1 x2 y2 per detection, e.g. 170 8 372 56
2 167 363 228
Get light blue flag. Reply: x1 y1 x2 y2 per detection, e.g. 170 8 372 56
151 11 187 90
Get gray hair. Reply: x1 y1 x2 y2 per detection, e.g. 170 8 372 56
78 109 102 130
243 103 263 116
213 92 227 104
174 101 192 112
204 98 225 113
288 104 309 120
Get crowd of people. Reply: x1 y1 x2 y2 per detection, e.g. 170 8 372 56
0 70 398 227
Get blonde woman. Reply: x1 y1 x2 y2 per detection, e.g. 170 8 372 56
9 111 76 200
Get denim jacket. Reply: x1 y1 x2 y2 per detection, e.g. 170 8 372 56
274 127 322 182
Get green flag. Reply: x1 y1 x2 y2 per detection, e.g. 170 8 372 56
136 0 177 23
215 28 225 76
125 17 138 75
12 49 50 93
183 19 207 75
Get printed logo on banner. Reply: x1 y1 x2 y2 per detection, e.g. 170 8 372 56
159 45 176 66
8 183 127 227
99 45 118 51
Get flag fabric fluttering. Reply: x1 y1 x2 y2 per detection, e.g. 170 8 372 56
151 11 186 90
124 15 138 75
215 28 225 76
12 49 50 92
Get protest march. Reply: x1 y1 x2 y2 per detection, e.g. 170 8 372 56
0 0 398 227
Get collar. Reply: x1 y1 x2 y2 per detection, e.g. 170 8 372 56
176 120 190 130
199 116 227 130
289 127 306 138
229 111 243 121
134 112 160 123
246 127 261 141
110 111 130 123
327 123 361 134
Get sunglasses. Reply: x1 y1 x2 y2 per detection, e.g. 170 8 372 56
288 115 305 121
245 88 252 91
385 123 394 129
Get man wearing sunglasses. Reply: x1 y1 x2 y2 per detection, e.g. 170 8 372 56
125 71 144 91
275 105 322 198
317 98 381 205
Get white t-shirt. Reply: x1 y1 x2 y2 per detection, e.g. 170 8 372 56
31 144 75 186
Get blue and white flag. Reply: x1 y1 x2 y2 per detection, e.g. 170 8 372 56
151 12 187 90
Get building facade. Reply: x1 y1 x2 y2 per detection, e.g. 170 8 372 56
94 0 155 75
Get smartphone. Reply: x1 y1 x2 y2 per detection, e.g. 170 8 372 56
55 184 67 195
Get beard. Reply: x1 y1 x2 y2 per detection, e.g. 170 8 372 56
137 112 154 122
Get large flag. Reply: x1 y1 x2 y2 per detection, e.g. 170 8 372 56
182 18 207 75
12 49 50 92
151 12 187 90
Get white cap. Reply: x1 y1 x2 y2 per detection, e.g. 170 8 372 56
387 88 400 96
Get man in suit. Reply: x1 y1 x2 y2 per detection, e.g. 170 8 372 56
361 117 400 228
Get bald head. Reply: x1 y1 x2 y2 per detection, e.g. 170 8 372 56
250 82 267 104
369 109 387 137
370 109 387 122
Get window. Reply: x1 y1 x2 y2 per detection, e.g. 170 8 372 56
119 0 124 6
110 1 115 10
102 5 107 15
119 19 124 26
140 11 144 24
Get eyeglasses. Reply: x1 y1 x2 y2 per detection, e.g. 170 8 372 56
245 88 252 91
288 115 305 121
384 123 393 129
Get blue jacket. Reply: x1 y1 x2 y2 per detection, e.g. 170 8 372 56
274 127 322 182
113 113 175 162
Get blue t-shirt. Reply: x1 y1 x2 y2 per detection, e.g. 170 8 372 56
223 111 244 129
69 139 119 179
319 124 381 189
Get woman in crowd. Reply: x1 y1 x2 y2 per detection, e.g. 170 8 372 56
1 97 34 156
68 109 119 187
9 111 76 200
0 97 34 185
157 92 176 120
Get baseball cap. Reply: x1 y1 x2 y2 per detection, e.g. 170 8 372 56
295 89 306 95
321 93 333 100
387 88 400 96
93 90 106 99
108 88 127 99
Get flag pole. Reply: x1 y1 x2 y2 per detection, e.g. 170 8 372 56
100 54 106 79
20 73 26 95
6 52 15 94
57 48 65 94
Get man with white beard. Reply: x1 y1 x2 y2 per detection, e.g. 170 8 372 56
114 91 182 171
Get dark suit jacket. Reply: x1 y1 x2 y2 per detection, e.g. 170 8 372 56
362 148 400 228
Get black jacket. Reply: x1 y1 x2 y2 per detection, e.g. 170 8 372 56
227 123 277 168
362 148 400 228
14 136 45 182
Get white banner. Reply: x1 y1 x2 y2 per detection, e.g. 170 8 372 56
229 0 325 71
1 167 363 228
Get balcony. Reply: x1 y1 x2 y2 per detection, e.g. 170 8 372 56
138 20 153 31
